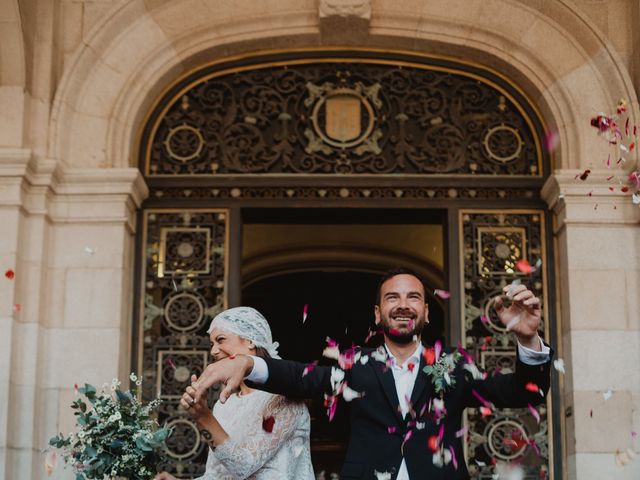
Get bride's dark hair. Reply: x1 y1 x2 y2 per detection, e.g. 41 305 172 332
254 347 271 359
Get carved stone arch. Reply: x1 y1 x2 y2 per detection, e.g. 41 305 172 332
48 0 638 172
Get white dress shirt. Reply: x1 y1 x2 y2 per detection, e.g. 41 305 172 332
247 337 550 480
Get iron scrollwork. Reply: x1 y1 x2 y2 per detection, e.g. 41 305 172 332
461 211 549 479
140 210 228 478
145 60 542 176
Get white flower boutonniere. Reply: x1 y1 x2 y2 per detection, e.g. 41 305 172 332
422 341 462 395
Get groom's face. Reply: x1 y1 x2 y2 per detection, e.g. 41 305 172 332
374 274 428 344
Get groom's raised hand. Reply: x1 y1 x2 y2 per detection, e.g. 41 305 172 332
191 354 255 404
493 283 542 351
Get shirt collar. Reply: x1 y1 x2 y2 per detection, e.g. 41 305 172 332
384 342 423 367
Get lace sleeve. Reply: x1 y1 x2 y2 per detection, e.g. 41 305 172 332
213 396 304 479
192 446 221 480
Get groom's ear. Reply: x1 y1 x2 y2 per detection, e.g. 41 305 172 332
374 305 381 325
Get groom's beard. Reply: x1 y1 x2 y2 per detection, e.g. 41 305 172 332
380 308 425 344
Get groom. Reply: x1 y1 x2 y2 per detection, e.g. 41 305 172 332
188 267 552 479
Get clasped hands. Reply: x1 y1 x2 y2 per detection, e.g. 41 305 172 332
181 356 255 415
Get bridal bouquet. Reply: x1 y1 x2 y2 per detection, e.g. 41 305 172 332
48 374 171 480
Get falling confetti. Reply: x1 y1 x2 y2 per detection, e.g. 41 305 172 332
455 426 469 438
614 448 637 467
44 450 57 476
302 304 309 324
4 269 15 280
83 246 96 255
603 389 613 401
434 289 451 299
302 361 317 378
515 259 534 274
13 304 21 312
374 471 392 480
543 129 560 152
575 169 592 181
553 358 565 374
528 403 541 424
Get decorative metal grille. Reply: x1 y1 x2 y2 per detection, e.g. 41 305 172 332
143 59 543 176
461 210 550 479
139 210 228 478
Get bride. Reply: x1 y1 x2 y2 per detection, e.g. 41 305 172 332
155 307 314 480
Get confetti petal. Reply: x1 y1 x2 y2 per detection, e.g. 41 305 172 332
13 304 21 312
342 385 364 402
427 435 439 452
302 361 317 378
4 269 15 280
603 389 613 401
374 471 392 480
455 426 469 438
302 304 309 324
44 451 57 476
434 289 451 299
543 129 559 152
515 259 534 274
575 169 591 181
528 403 540 424
449 445 458 470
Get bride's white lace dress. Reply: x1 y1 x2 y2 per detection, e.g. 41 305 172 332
195 389 314 480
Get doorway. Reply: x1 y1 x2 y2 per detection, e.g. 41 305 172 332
241 208 446 476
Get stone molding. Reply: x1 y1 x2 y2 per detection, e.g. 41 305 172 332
0 154 149 231
319 0 371 19
542 170 640 230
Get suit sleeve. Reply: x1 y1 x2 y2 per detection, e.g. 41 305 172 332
246 358 338 400
463 342 554 409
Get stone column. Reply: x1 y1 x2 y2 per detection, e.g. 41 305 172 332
0 159 147 480
543 170 640 480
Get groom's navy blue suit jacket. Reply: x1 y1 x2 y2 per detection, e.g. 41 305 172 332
249 344 552 479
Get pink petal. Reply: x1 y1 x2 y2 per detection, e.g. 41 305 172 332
449 445 458 470
434 340 442 359
472 389 491 408
528 403 541 424
543 129 559 152
438 423 445 442
631 431 638 440
388 426 397 434
302 304 309 323
434 289 451 299
302 361 317 377
455 426 469 438
480 315 490 326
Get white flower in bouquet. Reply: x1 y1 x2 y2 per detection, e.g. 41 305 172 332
47 374 171 480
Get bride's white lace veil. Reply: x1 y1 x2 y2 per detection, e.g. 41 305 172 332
206 306 281 359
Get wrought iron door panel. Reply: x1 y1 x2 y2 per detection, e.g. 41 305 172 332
461 210 551 479
138 209 228 478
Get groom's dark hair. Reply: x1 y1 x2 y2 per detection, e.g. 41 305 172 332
375 267 425 305
254 347 272 360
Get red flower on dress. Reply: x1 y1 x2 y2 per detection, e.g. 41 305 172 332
262 415 275 433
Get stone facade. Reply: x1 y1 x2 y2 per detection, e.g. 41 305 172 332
0 0 638 479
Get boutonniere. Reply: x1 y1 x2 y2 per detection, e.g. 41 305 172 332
422 341 462 395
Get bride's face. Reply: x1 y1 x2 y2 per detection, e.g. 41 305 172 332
209 328 256 361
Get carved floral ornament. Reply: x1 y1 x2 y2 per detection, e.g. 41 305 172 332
143 57 546 177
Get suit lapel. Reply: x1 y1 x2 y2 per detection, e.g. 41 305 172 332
372 358 403 423
409 354 431 409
